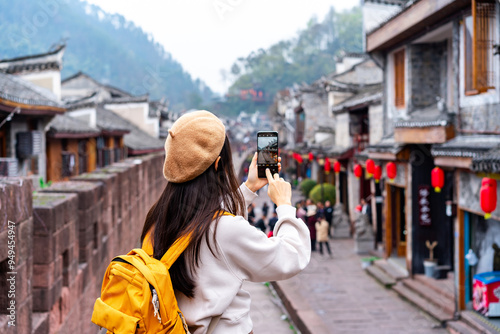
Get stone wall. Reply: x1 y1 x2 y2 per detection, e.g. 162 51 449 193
409 42 448 110
0 153 166 334
459 102 500 133
0 178 34 334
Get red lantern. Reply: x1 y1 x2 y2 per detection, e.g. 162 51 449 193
324 158 331 174
480 178 497 219
366 159 375 177
431 167 445 193
292 152 303 163
353 164 363 179
373 165 382 183
334 161 341 174
308 152 314 161
386 162 397 181
355 204 362 212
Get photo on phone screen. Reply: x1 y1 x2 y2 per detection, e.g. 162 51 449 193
257 132 278 178
257 136 278 164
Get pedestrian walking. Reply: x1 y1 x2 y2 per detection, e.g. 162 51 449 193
248 203 256 226
296 201 307 222
324 200 333 236
140 110 311 334
306 199 317 252
268 211 278 232
315 213 333 257
262 202 269 218
255 217 266 233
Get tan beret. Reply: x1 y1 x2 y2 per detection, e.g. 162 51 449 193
163 110 226 183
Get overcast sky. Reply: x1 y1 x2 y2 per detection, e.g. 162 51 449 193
84 0 358 94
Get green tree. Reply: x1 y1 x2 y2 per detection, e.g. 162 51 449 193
299 179 317 198
222 5 363 116
309 183 336 204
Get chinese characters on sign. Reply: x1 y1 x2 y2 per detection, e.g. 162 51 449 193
418 185 431 226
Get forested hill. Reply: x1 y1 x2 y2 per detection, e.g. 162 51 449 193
0 0 212 110
217 6 363 116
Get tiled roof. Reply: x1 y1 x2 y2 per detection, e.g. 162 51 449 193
0 45 65 75
330 59 383 86
0 72 64 109
64 92 100 111
366 0 421 35
394 104 452 128
47 114 100 137
432 135 500 158
95 107 163 152
149 100 169 118
368 135 404 155
332 84 383 113
62 71 132 98
95 106 132 133
104 95 149 104
472 147 500 173
124 126 164 152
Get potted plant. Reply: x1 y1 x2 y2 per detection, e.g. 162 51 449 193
424 240 438 278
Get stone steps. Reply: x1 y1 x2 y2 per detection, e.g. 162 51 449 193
460 310 500 334
392 281 454 323
375 259 408 280
402 278 455 315
366 264 396 287
414 273 455 301
447 320 482 334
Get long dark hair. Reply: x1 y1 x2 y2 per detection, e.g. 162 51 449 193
140 136 245 298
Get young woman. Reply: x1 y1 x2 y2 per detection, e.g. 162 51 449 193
141 110 311 334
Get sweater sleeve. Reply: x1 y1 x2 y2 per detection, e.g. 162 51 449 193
215 205 311 283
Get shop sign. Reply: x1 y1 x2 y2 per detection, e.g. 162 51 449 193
418 185 431 226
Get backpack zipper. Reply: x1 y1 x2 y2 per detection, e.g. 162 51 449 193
150 285 162 323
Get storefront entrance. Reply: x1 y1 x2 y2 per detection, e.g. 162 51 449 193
463 211 500 306
386 184 407 258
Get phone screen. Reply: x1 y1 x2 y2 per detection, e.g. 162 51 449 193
257 133 278 164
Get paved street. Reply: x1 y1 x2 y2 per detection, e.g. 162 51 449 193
234 151 447 334
274 237 449 334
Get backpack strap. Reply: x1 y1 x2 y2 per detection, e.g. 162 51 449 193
143 210 236 267
160 234 191 269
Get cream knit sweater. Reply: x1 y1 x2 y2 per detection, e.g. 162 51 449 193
175 183 311 334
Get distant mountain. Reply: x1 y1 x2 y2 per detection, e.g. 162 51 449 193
0 0 213 110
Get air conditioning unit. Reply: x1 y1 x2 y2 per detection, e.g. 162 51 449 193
16 131 42 159
0 158 18 176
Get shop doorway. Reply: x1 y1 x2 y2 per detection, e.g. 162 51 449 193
386 184 407 258
463 211 500 306
339 170 349 216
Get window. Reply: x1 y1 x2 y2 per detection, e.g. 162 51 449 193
464 0 497 95
78 140 87 175
61 152 75 177
394 49 405 108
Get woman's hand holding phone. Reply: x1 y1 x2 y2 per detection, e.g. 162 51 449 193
265 168 291 207
245 152 281 193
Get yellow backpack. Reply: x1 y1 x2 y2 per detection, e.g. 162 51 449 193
91 234 191 334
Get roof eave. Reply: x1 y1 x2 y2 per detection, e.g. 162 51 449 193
366 0 470 52
0 99 65 115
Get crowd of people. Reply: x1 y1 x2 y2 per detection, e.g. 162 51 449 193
248 198 337 258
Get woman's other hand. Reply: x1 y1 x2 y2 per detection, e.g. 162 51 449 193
265 168 291 207
244 152 281 193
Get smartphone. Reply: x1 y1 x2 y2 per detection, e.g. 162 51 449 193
257 131 279 178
